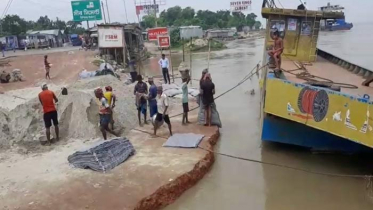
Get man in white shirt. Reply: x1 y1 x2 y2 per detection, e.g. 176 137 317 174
154 86 172 136
158 54 171 84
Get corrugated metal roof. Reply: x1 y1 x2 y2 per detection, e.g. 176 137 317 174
28 29 60 36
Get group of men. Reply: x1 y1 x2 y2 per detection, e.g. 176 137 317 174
37 53 217 144
133 75 174 136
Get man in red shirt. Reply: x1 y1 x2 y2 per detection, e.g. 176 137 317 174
38 83 59 145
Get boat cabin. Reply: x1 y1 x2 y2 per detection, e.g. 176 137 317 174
262 8 344 62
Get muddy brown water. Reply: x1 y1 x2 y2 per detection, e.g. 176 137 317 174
157 38 373 210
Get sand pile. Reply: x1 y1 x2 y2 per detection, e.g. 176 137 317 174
0 75 138 150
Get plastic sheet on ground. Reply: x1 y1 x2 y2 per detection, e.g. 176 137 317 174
164 88 182 97
99 63 114 71
162 83 179 91
197 95 222 128
163 133 205 148
67 137 135 173
79 70 96 79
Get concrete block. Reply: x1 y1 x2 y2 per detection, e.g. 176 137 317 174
363 71 372 79
332 57 337 63
353 66 360 74
348 65 355 71
358 68 366 76
338 59 343 65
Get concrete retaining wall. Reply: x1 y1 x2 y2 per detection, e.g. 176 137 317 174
317 49 373 79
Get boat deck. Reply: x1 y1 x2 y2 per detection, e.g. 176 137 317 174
281 57 373 97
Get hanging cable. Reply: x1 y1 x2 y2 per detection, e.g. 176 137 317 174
1 0 14 19
277 0 284 8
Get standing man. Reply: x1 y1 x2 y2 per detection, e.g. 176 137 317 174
104 86 116 130
182 77 190 124
11 40 16 53
38 83 59 145
44 55 51 80
158 54 170 84
200 73 215 126
95 88 117 140
154 86 172 136
148 77 158 118
0 42 5 57
134 75 148 126
268 31 283 71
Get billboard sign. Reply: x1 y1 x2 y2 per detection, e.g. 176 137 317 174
148 27 168 41
71 0 102 21
98 26 124 48
230 1 252 12
136 4 159 15
157 35 170 48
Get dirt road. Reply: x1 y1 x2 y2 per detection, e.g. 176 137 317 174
0 49 97 92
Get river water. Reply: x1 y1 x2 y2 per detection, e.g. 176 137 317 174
318 22 373 71
163 38 373 210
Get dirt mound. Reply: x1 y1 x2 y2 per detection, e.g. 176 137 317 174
0 75 138 151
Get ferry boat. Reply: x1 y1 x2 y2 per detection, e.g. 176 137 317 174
260 3 372 153
319 3 353 31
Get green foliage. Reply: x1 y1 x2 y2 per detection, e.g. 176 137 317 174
170 28 181 47
140 15 156 29
0 14 85 36
140 6 260 31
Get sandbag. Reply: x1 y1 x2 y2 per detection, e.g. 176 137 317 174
164 89 182 97
162 83 179 91
79 70 96 79
197 95 222 128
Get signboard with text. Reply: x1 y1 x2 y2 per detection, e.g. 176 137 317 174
148 27 168 41
157 35 170 48
71 0 102 21
230 1 252 12
98 26 124 48
136 4 159 15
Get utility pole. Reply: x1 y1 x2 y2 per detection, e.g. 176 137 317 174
122 0 129 23
153 0 158 27
101 1 107 24
105 0 111 23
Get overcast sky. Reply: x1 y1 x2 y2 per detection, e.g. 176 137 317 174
1 0 371 25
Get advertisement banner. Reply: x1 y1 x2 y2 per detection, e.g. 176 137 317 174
136 4 159 15
230 1 252 12
98 27 124 48
148 27 168 41
71 0 102 21
157 35 170 48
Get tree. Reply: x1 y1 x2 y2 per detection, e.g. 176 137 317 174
164 6 182 26
170 28 180 46
254 21 262 30
181 7 195 20
246 13 257 29
1 15 28 36
141 15 156 29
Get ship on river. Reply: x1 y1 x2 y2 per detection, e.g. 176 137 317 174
319 3 353 31
260 1 372 153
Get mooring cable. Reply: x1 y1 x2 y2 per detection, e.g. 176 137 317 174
130 63 373 180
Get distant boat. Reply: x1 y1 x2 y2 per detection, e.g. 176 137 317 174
319 3 353 31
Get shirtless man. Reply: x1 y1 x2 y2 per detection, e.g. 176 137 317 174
268 31 283 71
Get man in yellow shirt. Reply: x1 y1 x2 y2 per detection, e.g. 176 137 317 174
104 86 116 129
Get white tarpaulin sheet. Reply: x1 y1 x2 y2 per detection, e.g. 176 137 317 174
163 133 205 148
